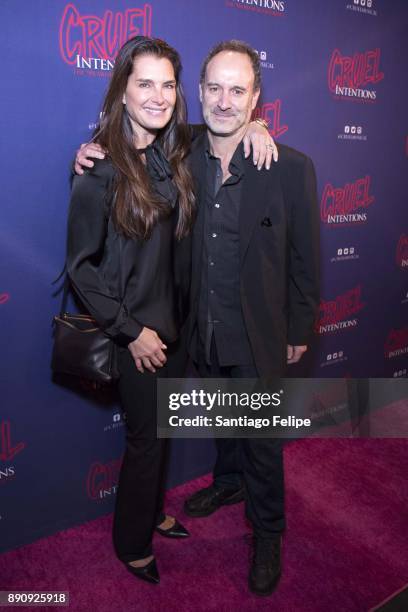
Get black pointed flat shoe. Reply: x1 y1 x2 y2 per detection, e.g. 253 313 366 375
155 519 190 539
125 558 160 584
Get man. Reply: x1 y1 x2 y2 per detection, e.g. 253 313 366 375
75 40 319 596
183 40 319 596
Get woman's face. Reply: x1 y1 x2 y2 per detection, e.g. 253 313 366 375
123 54 177 140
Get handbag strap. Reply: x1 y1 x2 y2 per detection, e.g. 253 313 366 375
52 262 70 316
59 274 70 315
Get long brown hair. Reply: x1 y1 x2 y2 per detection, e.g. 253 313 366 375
96 36 195 240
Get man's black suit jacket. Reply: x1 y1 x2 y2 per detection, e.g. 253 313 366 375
186 132 320 378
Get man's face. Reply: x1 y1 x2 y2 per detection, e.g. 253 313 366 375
199 50 260 137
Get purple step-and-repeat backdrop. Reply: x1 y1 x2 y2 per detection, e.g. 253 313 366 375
1 0 407 552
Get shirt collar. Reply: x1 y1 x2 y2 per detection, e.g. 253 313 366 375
204 132 245 179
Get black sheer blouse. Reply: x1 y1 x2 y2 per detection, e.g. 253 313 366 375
66 144 191 347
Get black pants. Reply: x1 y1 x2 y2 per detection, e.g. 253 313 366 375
347 379 370 436
113 339 187 562
196 342 285 538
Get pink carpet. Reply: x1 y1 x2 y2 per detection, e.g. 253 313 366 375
0 439 407 611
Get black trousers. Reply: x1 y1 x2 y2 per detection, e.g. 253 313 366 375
196 342 285 538
113 338 187 562
347 379 370 436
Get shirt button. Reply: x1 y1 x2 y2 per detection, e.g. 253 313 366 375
210 261 215 266
210 289 215 294
212 233 217 238
215 203 220 208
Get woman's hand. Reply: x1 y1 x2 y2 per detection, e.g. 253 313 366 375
74 142 106 175
287 344 307 364
243 121 278 171
128 327 167 373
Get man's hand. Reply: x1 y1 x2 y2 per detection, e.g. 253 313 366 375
74 142 106 175
243 121 278 171
287 344 307 364
128 327 167 373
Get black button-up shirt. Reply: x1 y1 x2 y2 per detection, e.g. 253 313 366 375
197 139 254 366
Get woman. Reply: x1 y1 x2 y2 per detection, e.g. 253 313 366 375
67 35 274 585
67 36 195 585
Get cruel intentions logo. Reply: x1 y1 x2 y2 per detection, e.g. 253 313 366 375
226 0 285 16
321 175 374 225
59 3 152 76
0 422 25 462
328 48 384 102
254 100 288 139
86 458 122 500
385 327 408 359
0 421 26 485
396 234 408 269
315 285 365 334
